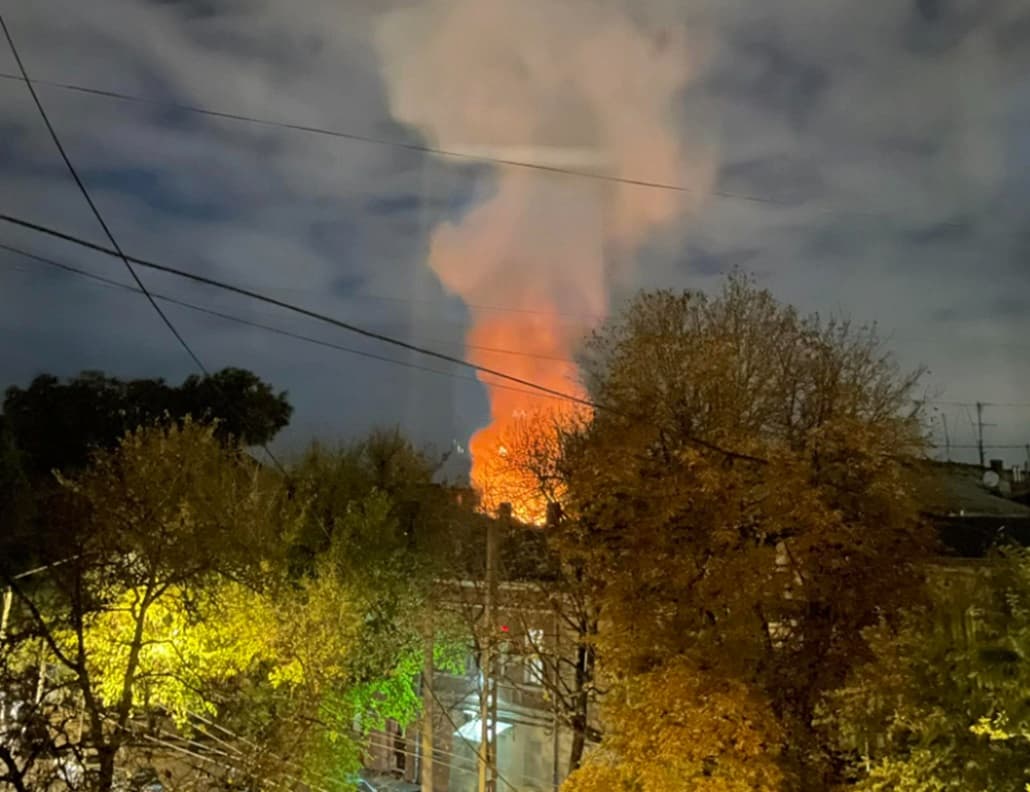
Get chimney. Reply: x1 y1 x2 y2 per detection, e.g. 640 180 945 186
545 501 562 529
497 502 513 523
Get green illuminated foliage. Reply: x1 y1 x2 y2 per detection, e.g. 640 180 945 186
3 416 469 790
2 421 300 790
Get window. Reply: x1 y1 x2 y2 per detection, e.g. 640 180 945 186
525 628 544 685
390 720 406 772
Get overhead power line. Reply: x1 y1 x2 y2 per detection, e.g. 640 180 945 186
0 213 599 408
19 238 1025 388
0 71 763 203
8 238 1026 437
927 400 1030 409
0 212 767 465
0 15 286 474
929 444 1029 451
6 74 1027 367
0 69 974 233
0 18 207 376
4 231 1024 463
0 241 573 404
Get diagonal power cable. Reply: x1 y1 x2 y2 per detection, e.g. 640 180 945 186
0 240 569 404
0 16 289 473
0 213 598 409
0 16 207 376
0 212 768 465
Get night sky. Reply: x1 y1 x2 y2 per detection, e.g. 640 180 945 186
1 0 1028 472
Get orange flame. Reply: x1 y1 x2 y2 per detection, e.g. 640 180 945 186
375 0 710 521
423 172 608 524
466 307 585 523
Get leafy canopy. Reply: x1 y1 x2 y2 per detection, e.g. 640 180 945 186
1 367 291 479
824 550 1030 791
557 274 931 789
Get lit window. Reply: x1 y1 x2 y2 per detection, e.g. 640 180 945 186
525 628 544 685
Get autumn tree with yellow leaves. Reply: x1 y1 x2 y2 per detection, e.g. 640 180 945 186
1 421 302 791
822 547 1030 790
1 421 465 791
547 274 934 791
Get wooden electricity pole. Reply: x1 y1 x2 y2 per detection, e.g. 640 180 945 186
421 626 435 792
478 504 505 792
977 401 986 468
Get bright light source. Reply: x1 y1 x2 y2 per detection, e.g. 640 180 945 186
455 718 513 743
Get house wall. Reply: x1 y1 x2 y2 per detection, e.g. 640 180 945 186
363 580 590 791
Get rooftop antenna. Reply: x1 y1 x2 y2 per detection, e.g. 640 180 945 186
976 402 985 468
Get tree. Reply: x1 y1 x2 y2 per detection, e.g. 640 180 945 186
1 367 291 480
474 409 605 773
823 549 1030 791
176 368 293 449
206 431 470 789
0 417 35 574
562 658 785 792
552 274 932 789
2 420 474 791
1 421 298 791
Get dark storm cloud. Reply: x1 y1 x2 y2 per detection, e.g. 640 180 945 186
148 0 226 20
800 220 878 261
905 0 991 54
365 194 424 216
707 31 830 130
926 292 1026 326
717 156 826 206
929 305 962 323
82 166 239 222
905 218 975 245
993 296 1029 319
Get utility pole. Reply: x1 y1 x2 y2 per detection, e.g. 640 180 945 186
546 500 562 792
478 504 504 792
976 402 986 468
421 627 435 792
0 586 11 643
551 607 561 792
1 555 83 722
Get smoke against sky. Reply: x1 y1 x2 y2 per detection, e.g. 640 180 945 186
0 0 1027 473
376 0 716 505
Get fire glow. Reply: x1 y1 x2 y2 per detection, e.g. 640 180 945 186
467 305 587 523
376 0 707 522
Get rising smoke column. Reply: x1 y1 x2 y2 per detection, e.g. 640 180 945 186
376 0 711 519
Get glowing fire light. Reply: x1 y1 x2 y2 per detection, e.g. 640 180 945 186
465 305 588 524
375 0 703 524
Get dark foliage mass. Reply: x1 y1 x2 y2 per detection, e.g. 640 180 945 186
0 368 291 573
0 367 292 478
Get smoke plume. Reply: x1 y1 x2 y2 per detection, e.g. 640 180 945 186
376 0 711 517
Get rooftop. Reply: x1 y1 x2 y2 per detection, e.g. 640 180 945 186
911 460 1030 519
